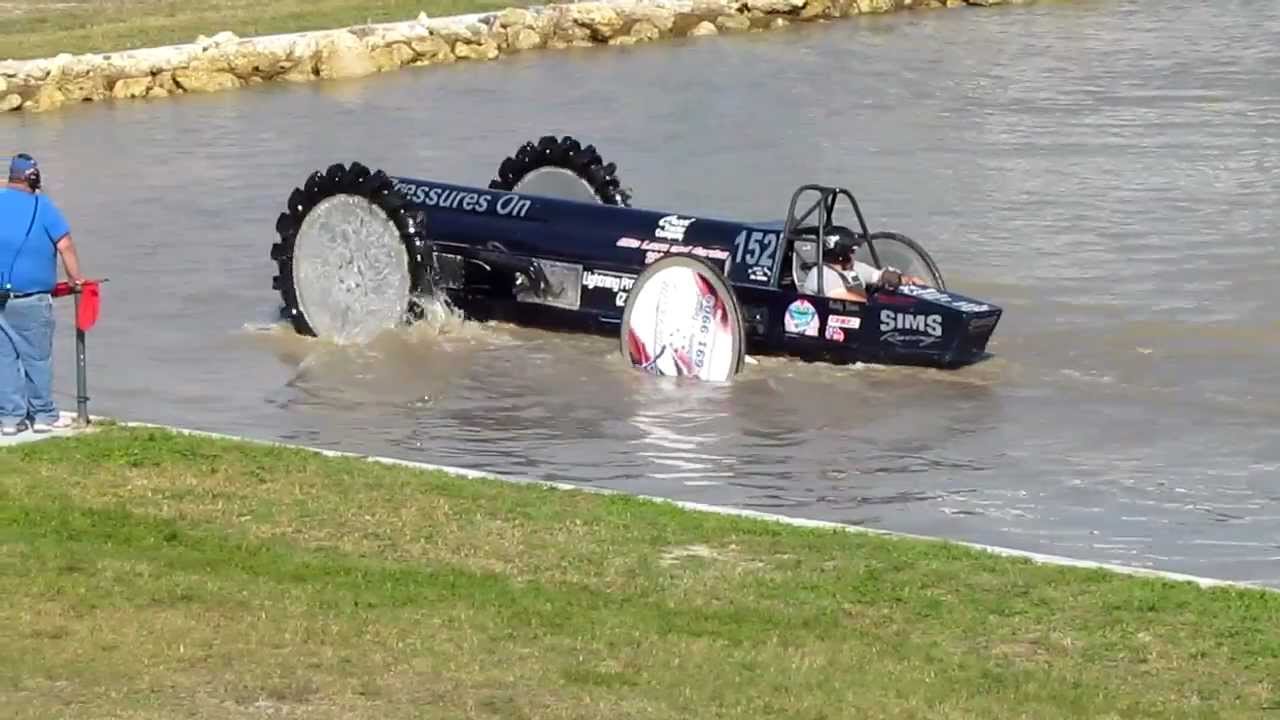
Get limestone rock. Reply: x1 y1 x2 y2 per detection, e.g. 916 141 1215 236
608 35 639 46
316 31 379 80
563 3 624 39
630 20 662 42
769 17 792 28
28 84 65 112
688 21 719 36
410 36 455 64
57 75 108 103
195 31 239 50
172 68 242 93
800 0 834 18
154 71 179 93
0 77 6 95
454 39 500 61
147 86 170 98
746 0 807 12
213 42 292 79
279 56 317 82
111 76 153 99
554 24 594 45
0 94 22 112
856 0 896 10
626 6 677 33
716 14 752 31
508 27 544 51
499 8 534 28
371 42 416 71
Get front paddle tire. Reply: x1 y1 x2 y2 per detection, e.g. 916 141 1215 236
620 255 746 382
271 162 432 343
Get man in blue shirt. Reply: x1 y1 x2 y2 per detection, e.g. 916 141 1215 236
0 153 85 436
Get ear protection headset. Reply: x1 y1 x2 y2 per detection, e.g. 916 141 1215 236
11 153 41 191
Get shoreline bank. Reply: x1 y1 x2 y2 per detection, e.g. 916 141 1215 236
0 0 1039 115
42 414 1280 593
2 422 1277 717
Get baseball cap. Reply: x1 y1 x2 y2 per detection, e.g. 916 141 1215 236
9 153 38 182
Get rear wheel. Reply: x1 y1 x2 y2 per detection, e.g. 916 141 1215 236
488 134 632 206
620 255 746 382
855 231 946 290
271 162 431 343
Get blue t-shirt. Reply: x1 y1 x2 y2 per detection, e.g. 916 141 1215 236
0 187 70 293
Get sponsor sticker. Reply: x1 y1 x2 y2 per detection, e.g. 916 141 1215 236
784 299 819 336
655 215 696 242
879 309 943 337
392 180 532 218
582 269 637 307
828 314 861 329
825 326 845 342
615 237 730 265
898 285 991 313
624 265 737 382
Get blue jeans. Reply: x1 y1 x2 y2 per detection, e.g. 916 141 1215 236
0 293 57 428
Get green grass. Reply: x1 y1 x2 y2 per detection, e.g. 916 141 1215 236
1 424 1278 718
0 0 530 61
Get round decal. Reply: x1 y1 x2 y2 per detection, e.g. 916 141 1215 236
619 256 745 382
784 299 819 336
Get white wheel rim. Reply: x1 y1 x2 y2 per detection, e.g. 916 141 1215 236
292 194 411 344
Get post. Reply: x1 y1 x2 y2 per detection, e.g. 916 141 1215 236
73 290 89 425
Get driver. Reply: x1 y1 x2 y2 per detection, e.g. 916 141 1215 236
801 227 926 301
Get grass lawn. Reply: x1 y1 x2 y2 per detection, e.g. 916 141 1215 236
0 0 530 62
1 424 1278 718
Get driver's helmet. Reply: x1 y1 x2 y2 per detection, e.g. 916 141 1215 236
821 225 863 265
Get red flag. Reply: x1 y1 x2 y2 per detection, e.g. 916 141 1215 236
51 281 102 331
76 281 100 332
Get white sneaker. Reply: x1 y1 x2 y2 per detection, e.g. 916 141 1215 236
31 417 72 433
2 420 28 436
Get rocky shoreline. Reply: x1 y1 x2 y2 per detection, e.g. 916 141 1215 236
0 0 1031 115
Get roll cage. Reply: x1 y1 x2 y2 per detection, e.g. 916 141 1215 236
781 184 884 297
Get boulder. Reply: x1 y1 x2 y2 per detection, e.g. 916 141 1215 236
0 77 6 95
626 6 676 33
688 21 719 36
716 14 752 31
371 42 416 71
111 76 153 99
172 68 242 93
315 31 379 80
279 56 317 82
27 84 66 112
410 36 455 64
563 3 625 39
629 20 662 41
507 27 544 51
453 39 500 61
498 8 535 28
56 76 108 103
147 86 170 98
856 0 896 10
608 35 639 46
0 94 22 112
746 0 807 12
154 70 180 93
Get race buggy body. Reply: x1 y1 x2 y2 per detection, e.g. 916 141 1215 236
270 135 1002 381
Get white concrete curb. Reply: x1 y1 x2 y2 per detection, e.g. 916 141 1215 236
86 416 1276 594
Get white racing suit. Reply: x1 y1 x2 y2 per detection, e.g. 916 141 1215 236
801 260 885 298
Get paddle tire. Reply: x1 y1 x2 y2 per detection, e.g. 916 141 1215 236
271 161 432 341
619 255 746 382
488 134 633 206
863 231 947 291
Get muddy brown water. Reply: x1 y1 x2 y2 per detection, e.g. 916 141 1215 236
4 0 1278 586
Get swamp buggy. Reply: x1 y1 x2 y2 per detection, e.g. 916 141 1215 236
270 134 1003 381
